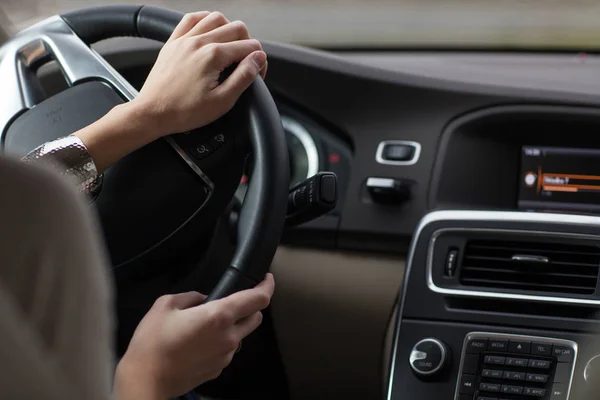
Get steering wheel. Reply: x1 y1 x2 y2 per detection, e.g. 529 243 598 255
0 5 289 302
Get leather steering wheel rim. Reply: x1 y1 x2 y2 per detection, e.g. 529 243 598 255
52 5 289 300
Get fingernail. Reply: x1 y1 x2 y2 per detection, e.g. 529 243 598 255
252 51 267 70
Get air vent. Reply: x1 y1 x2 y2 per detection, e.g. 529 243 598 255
459 240 600 295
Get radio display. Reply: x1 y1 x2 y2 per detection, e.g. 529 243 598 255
519 146 600 214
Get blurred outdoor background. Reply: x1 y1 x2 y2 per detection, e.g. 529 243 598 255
2 0 600 49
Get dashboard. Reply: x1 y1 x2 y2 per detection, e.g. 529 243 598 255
39 38 600 399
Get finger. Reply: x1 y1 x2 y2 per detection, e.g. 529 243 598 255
169 11 211 41
167 291 207 309
260 60 268 80
193 20 250 47
185 11 229 37
233 311 263 339
214 50 267 102
217 273 274 321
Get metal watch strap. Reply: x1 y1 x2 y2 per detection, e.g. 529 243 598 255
22 135 102 194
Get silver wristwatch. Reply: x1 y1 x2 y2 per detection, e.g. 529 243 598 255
22 135 102 194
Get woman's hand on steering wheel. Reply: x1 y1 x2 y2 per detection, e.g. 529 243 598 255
115 273 275 400
74 11 267 172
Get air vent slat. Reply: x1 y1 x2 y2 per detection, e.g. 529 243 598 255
460 266 598 280
459 239 600 296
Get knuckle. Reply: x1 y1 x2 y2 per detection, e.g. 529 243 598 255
204 43 222 59
208 306 233 327
210 11 228 24
230 20 249 36
248 38 262 50
154 294 173 308
257 292 271 309
207 369 223 381
222 333 239 352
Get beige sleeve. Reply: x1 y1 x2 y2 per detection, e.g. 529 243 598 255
0 156 114 400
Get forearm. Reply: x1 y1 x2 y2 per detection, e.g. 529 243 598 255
114 358 166 400
22 100 163 193
74 100 162 173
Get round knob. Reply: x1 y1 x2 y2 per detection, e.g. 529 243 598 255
409 338 449 378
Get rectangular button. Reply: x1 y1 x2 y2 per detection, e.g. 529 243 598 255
480 383 501 392
531 342 552 356
504 371 526 381
506 357 528 367
467 338 488 354
509 340 531 354
484 356 506 365
552 345 575 363
483 369 504 379
554 363 571 383
550 384 566 400
524 387 546 397
460 374 476 395
528 359 552 369
463 354 479 374
488 340 508 352
501 385 524 395
526 373 549 383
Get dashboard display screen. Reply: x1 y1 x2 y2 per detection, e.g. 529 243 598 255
519 146 600 214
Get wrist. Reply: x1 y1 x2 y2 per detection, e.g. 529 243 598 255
115 356 167 400
126 97 170 140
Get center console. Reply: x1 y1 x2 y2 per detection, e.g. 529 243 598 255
387 210 600 400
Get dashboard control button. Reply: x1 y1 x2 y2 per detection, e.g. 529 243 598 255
501 385 524 395
554 363 571 383
483 369 503 379
526 373 549 383
531 342 552 356
459 374 476 395
480 383 501 392
506 357 528 367
463 354 479 374
366 177 411 204
552 345 575 363
484 356 506 366
375 140 421 165
467 338 488 354
409 338 448 378
524 387 546 397
504 371 526 381
189 143 214 160
488 340 508 352
528 359 551 369
509 340 531 354
550 384 566 400
320 174 337 204
477 397 498 400
382 143 416 162
210 132 228 148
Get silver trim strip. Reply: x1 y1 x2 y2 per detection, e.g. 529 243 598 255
375 140 421 166
409 338 447 376
386 210 600 400
0 15 213 191
281 115 320 179
454 332 578 400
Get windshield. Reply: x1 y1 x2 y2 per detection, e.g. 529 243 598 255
2 0 599 49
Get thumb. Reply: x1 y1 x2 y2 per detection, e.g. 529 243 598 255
168 291 207 310
216 50 266 103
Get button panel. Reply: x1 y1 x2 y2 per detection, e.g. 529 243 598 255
454 333 577 400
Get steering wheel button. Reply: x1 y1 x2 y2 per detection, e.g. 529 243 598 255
190 143 214 160
210 132 228 148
